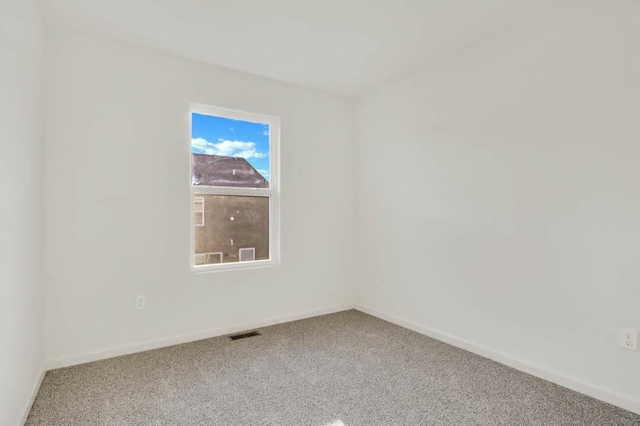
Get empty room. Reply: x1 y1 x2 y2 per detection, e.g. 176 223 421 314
2 0 639 425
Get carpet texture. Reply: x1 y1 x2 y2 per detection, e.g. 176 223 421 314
27 310 640 425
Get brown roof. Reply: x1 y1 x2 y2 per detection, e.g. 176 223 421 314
191 153 269 188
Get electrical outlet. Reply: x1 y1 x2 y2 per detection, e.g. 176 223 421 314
620 328 638 351
136 295 146 310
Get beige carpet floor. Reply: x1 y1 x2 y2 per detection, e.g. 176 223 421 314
27 310 640 425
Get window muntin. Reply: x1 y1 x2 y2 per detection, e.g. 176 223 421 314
190 104 279 272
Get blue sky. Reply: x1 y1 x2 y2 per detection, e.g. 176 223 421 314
191 113 270 181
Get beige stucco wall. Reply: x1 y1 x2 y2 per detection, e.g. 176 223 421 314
194 195 269 263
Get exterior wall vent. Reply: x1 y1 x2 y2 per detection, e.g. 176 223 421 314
239 247 255 262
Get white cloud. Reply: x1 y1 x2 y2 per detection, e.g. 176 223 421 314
257 169 270 179
192 138 267 159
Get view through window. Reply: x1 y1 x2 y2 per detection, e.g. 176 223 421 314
190 105 279 270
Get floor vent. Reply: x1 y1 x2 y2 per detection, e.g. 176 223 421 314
229 331 262 341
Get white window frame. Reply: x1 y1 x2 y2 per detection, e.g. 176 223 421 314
189 103 280 273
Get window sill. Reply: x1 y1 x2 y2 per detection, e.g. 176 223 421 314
190 258 280 274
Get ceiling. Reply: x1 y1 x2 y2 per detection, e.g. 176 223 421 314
41 0 560 97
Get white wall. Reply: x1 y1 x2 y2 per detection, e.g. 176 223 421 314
356 0 640 413
44 29 356 366
0 1 44 425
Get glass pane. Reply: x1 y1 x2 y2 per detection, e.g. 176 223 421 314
193 194 269 265
191 113 270 188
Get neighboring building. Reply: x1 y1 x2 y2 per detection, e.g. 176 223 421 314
192 154 269 264
192 153 269 188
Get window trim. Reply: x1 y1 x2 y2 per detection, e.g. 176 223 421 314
189 103 280 273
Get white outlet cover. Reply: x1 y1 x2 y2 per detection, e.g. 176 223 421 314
136 295 146 310
620 328 638 351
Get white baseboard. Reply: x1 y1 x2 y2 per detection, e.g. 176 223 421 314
46 304 355 370
355 304 640 416
21 367 46 426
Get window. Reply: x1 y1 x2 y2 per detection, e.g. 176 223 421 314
194 252 223 265
190 104 280 271
193 197 204 226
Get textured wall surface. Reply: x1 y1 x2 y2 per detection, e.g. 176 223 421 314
356 0 640 412
0 1 44 425
43 29 357 366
